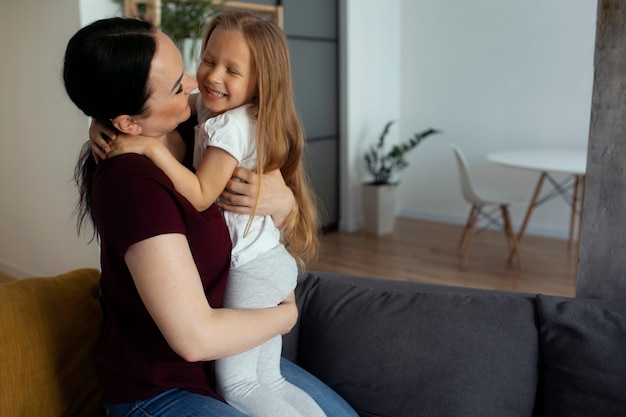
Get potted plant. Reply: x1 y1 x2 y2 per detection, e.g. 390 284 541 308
113 0 224 72
362 120 441 235
160 0 224 72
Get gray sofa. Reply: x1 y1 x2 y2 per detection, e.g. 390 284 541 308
283 271 626 417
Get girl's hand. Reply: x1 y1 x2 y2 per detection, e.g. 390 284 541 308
89 119 117 162
108 134 159 158
218 168 295 227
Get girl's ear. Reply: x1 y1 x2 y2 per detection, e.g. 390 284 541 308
111 115 143 135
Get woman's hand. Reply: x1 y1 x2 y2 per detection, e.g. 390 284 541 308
218 168 295 228
89 119 117 162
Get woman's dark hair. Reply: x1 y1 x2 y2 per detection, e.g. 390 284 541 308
63 17 157 238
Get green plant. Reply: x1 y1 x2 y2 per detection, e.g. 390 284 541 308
111 0 225 63
160 0 224 54
364 120 441 185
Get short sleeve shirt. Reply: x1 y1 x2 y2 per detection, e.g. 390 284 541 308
92 154 231 403
194 101 281 268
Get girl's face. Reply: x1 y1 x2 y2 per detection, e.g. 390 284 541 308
196 26 257 115
135 31 197 138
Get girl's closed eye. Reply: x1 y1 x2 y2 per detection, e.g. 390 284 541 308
175 84 183 94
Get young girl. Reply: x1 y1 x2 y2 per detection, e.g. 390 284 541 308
108 10 324 417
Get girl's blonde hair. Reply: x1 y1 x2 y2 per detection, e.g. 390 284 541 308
201 10 319 268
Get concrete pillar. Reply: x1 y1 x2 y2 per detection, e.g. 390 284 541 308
577 0 626 301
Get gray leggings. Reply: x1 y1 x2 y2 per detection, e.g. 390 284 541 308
215 245 326 417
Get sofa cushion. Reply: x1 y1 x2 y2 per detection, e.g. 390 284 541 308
537 294 626 417
0 269 104 417
291 272 540 417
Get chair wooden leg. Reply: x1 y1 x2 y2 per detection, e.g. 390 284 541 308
460 205 479 269
502 205 521 266
458 206 476 252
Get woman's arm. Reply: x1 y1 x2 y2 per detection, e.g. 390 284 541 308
125 233 297 362
109 135 237 212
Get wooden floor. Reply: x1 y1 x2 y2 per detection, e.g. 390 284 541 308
309 217 578 297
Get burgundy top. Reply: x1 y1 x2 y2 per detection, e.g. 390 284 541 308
92 153 231 403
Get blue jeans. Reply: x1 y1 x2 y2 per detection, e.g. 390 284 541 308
105 358 358 417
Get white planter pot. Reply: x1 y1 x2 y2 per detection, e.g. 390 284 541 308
362 183 397 235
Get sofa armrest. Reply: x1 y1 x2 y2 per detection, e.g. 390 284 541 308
0 269 105 417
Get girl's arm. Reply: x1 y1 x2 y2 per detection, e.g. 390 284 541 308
88 119 186 163
125 233 297 362
109 134 237 212
89 118 295 218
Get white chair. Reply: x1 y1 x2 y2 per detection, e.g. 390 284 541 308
450 143 525 269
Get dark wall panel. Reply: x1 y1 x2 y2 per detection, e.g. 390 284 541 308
284 0 337 39
289 40 338 140
305 138 339 229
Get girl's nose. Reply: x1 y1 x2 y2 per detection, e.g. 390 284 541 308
207 68 222 84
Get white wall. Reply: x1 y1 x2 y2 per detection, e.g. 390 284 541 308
396 0 596 237
340 0 402 231
80 0 121 25
0 0 99 277
0 0 122 278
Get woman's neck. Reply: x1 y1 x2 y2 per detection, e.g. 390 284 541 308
164 132 186 162
154 135 168 146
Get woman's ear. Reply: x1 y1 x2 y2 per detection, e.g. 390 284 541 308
111 115 143 135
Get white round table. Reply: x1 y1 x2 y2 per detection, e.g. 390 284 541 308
486 148 587 252
487 149 587 175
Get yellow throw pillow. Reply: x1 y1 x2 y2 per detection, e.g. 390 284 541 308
0 268 104 417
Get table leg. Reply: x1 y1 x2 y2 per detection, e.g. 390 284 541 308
503 205 520 265
517 172 547 243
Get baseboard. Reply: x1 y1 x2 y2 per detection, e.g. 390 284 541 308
338 217 361 232
331 208 571 239
396 209 570 240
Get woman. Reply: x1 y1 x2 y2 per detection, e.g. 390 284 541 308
63 17 356 417
104 11 324 416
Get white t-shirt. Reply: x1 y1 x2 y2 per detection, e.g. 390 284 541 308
194 98 281 268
